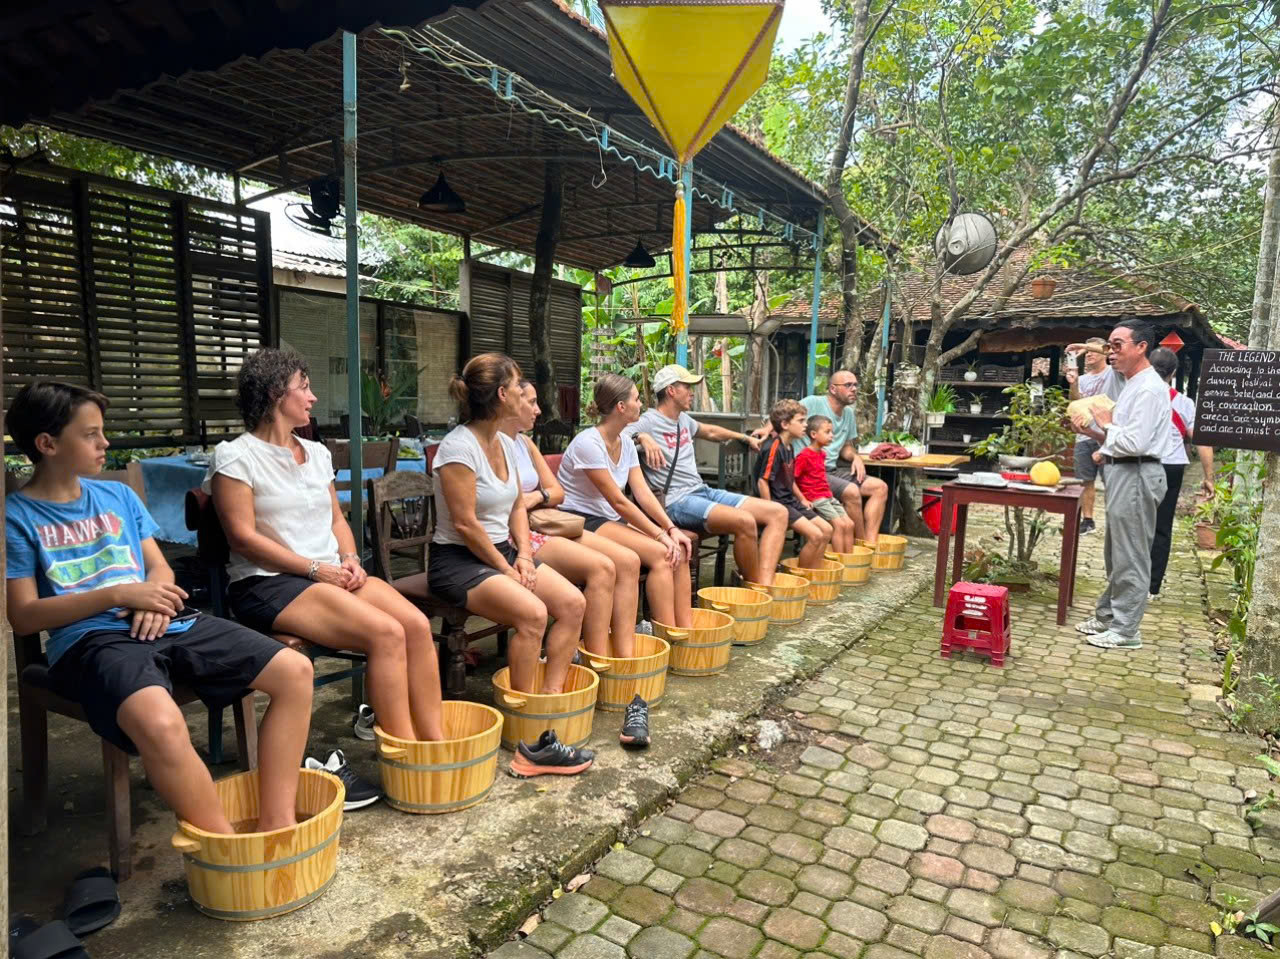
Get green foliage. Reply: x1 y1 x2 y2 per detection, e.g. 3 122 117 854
1206 452 1265 651
967 383 1072 460
924 383 957 413
360 367 423 435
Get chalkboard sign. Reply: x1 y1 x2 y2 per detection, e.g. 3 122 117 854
1192 349 1280 452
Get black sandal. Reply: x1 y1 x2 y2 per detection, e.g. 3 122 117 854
62 868 120 937
11 918 89 959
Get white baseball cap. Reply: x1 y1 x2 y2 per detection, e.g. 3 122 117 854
652 364 703 394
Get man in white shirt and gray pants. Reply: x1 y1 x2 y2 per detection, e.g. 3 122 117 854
1072 319 1170 650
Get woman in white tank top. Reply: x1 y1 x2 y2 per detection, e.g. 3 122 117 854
502 380 643 659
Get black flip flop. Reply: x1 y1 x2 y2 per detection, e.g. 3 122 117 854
62 868 120 937
11 918 89 959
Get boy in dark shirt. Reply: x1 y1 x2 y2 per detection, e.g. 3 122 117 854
754 400 832 568
5 381 314 834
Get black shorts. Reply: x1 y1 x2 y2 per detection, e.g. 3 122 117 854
428 541 542 607
48 615 285 755
228 573 316 633
777 497 819 526
558 508 612 533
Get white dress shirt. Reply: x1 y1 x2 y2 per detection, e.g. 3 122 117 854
1159 390 1196 466
1099 365 1171 458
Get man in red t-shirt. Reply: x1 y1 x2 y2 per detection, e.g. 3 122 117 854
795 415 856 552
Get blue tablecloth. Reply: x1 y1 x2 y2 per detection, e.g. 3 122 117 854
138 454 427 544
335 457 426 505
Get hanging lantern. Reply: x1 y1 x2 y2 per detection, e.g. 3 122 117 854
600 0 784 336
1160 331 1185 353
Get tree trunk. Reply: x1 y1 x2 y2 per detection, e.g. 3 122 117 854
746 271 769 411
1250 116 1280 349
528 160 563 419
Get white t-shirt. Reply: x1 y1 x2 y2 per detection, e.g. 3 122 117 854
432 426 520 546
1160 390 1196 466
623 409 703 505
204 432 340 583
558 427 638 522
511 433 540 493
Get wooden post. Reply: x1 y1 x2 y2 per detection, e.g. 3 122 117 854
528 160 564 419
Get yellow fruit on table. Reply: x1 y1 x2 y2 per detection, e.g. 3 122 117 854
1030 461 1061 486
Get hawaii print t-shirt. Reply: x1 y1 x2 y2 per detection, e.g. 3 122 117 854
5 479 194 665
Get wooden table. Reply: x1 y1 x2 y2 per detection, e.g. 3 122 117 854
932 481 1084 625
863 454 970 533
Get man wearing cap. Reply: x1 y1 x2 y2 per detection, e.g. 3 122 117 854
1064 336 1125 535
1071 319 1170 651
629 365 788 587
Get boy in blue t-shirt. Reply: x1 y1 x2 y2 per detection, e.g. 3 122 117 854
5 381 314 834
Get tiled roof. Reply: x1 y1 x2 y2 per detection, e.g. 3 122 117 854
770 251 1232 346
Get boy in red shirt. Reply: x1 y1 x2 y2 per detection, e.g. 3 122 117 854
754 400 831 568
796 415 856 552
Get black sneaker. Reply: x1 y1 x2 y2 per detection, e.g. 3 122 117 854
305 749 381 810
1079 518 1096 535
509 730 595 778
620 695 650 749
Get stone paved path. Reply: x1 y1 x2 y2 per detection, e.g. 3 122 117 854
492 498 1280 959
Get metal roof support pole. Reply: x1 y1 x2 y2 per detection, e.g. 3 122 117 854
343 29 364 558
875 278 892 436
676 163 693 367
805 212 825 395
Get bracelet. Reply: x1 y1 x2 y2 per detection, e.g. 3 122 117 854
307 560 319 580
517 553 534 563
340 552 360 563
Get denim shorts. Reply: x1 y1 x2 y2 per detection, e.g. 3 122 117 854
665 484 748 531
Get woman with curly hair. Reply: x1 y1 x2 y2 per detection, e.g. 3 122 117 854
206 348 445 744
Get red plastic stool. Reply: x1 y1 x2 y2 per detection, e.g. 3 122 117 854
941 581 1011 666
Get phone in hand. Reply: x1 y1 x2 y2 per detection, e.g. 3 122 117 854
170 607 200 623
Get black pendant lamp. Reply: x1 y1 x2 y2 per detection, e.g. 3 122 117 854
418 172 466 214
622 239 656 268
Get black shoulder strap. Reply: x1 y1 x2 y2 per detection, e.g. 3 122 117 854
660 422 682 500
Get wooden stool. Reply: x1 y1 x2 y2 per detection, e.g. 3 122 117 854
941 581 1011 667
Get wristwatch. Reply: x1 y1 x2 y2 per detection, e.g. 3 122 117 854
539 487 550 506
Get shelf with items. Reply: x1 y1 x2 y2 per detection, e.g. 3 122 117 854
938 380 1021 389
945 411 1009 420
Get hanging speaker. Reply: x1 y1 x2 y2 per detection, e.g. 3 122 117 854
933 212 997 276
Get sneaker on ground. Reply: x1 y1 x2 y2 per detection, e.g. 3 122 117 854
635 620 654 636
304 749 381 810
1074 617 1107 635
353 704 376 741
1148 592 1159 603
509 730 595 778
620 695 650 749
1087 629 1142 650
1079 518 1096 535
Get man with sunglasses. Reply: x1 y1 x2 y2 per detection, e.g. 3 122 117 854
1069 320 1170 650
754 371 889 544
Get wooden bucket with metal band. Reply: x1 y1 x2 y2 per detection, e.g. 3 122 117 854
491 663 599 751
579 634 671 711
743 573 809 624
373 702 502 814
653 608 734 677
697 586 772 646
780 558 843 605
870 535 908 571
826 546 873 586
171 768 343 921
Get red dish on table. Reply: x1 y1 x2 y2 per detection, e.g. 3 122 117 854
1000 472 1031 483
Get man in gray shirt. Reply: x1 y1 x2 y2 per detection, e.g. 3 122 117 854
1072 319 1170 650
629 365 788 587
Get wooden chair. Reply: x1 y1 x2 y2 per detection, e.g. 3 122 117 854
326 438 400 502
184 490 368 708
367 471 510 695
6 461 145 497
14 629 257 881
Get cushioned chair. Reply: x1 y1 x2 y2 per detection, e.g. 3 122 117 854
367 471 509 695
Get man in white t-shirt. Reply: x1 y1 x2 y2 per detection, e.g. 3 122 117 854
629 365 788 586
1064 337 1125 535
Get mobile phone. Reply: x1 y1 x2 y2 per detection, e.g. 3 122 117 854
171 607 200 623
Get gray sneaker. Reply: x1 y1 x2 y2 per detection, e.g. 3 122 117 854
353 704 376 741
1087 629 1142 649
1074 617 1107 635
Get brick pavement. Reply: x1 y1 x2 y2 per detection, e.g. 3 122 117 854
492 501 1280 959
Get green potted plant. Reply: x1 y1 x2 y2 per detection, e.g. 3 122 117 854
924 383 957 428
1194 494 1222 551
964 360 979 383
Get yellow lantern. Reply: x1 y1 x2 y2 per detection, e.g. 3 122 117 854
600 0 784 335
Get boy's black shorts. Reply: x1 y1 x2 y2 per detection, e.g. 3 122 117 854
48 614 286 754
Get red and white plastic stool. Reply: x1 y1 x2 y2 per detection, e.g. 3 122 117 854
941 581 1011 667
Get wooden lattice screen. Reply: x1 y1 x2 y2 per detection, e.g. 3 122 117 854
1 168 272 446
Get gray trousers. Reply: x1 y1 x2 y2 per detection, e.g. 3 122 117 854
1096 461 1166 636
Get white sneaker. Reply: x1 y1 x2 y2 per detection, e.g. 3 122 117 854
1086 629 1142 649
1148 593 1159 603
353 704 376 741
1074 617 1107 635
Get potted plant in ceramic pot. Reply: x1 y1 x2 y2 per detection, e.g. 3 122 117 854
968 395 984 414
924 383 957 428
1193 496 1222 551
